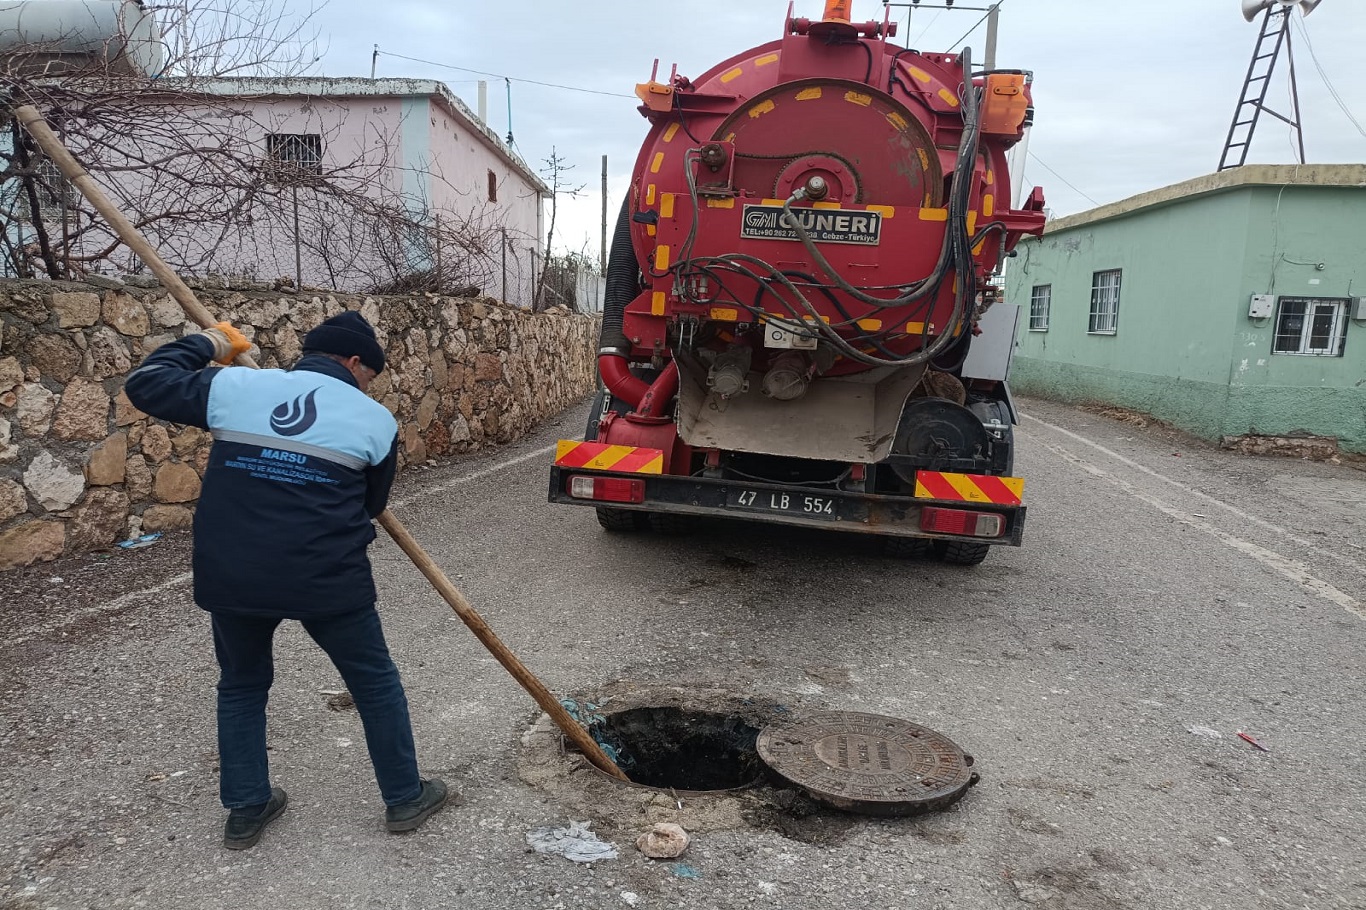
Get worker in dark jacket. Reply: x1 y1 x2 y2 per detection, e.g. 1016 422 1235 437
125 311 447 849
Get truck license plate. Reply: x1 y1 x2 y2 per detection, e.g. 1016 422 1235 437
727 487 838 520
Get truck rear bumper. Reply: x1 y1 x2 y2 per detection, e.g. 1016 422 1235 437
548 466 1025 546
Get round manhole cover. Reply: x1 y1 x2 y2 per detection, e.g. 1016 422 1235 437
756 711 978 816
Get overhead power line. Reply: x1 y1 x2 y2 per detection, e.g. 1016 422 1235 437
1293 16 1366 141
1027 152 1102 208
945 0 1008 53
375 50 636 100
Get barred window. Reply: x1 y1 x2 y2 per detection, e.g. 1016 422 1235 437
34 157 74 217
1029 284 1051 331
264 133 322 177
1088 269 1121 335
1273 297 1348 356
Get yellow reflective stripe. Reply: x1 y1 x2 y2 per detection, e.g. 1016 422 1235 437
945 473 989 502
586 445 639 471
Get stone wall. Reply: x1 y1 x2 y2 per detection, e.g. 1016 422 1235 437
0 280 599 569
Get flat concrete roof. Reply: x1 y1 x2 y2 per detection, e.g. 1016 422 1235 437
179 77 549 196
1039 164 1366 235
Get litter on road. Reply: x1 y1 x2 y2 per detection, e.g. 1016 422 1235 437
635 822 690 859
525 821 618 864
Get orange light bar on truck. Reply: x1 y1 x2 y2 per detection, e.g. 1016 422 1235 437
822 0 852 22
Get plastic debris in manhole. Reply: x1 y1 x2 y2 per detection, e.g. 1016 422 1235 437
756 711 978 816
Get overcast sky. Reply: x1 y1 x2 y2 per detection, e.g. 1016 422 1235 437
312 0 1365 256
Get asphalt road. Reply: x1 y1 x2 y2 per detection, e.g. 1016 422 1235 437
3 396 1365 910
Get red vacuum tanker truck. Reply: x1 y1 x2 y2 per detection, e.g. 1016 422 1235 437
549 0 1046 564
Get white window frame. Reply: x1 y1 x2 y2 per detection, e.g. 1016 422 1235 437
1028 284 1051 331
1272 297 1348 357
1088 269 1121 335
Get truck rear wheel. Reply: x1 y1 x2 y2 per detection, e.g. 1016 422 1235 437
883 537 932 559
647 512 696 536
596 507 644 532
934 540 991 566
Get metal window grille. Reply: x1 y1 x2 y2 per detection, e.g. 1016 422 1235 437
34 157 74 218
487 169 498 202
1029 284 1051 331
264 133 323 178
1088 269 1121 335
1273 297 1348 356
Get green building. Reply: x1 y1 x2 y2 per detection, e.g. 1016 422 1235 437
1005 164 1366 453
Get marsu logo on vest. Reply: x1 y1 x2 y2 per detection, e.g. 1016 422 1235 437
270 388 320 437
259 448 307 465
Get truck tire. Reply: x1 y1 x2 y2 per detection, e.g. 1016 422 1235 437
596 507 643 532
883 537 932 559
647 512 696 536
935 539 991 566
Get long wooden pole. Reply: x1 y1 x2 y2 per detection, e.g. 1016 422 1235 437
12 103 628 781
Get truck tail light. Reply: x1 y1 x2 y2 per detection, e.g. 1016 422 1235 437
568 474 646 504
921 507 1004 539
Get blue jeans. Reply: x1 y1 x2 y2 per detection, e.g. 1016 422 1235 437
211 607 422 809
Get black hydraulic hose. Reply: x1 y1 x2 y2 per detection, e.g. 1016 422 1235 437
601 196 636 351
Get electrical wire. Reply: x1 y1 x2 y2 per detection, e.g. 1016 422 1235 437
1293 16 1366 141
911 10 945 45
944 1 1008 53
1026 152 1101 207
375 50 636 100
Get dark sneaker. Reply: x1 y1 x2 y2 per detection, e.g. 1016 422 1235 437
385 778 449 833
223 787 288 850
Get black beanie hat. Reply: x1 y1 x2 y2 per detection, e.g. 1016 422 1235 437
302 311 385 374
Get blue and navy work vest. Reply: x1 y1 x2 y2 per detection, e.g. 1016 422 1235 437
125 335 399 617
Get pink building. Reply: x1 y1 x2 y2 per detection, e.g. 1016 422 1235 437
11 77 550 307
193 77 549 306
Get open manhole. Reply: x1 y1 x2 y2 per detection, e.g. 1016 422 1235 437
579 704 978 816
588 706 763 793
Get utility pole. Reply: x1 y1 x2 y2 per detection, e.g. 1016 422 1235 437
600 155 608 273
984 3 1000 69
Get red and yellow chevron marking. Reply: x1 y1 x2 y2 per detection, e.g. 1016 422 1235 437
914 471 1024 506
555 440 664 474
